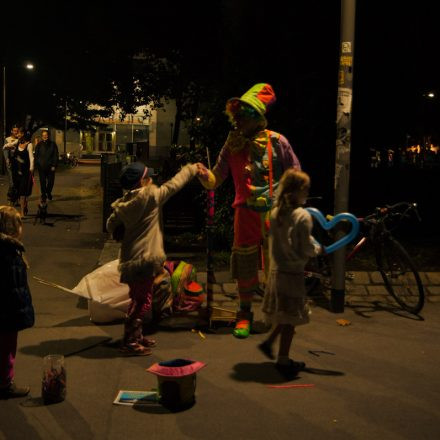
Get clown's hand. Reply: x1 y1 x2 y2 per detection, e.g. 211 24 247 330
196 162 210 181
196 163 217 190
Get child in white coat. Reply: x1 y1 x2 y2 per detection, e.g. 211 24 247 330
106 161 203 355
259 169 321 376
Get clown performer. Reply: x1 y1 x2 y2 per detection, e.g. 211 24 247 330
198 83 301 339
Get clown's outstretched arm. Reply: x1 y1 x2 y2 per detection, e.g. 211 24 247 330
197 145 229 190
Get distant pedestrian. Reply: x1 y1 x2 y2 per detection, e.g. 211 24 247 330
0 205 35 399
34 130 58 202
258 169 321 377
2 125 19 204
106 161 204 355
9 128 34 216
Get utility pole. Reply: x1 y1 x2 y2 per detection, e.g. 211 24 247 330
331 0 356 312
64 100 67 155
1 66 6 174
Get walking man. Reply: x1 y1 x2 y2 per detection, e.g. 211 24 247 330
34 130 59 201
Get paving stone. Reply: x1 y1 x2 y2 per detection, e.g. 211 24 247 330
426 286 440 295
223 283 237 294
221 301 238 309
427 295 440 303
346 285 369 295
418 272 430 284
425 272 440 285
369 272 384 284
348 271 370 284
366 285 388 296
367 295 396 304
213 271 234 283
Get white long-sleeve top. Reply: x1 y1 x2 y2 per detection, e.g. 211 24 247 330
106 163 197 282
268 206 320 273
3 137 18 150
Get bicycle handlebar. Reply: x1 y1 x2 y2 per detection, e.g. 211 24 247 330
361 202 421 226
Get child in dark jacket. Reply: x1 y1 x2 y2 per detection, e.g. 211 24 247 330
0 205 35 399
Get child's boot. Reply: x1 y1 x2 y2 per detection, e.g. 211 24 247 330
120 318 152 356
0 382 30 399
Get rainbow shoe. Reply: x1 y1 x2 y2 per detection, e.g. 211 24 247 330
233 312 253 339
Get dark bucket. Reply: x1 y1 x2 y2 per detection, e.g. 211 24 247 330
146 359 205 410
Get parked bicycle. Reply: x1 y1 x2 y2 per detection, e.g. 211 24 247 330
60 152 79 168
305 202 425 315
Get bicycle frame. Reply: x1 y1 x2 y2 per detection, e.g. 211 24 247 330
345 235 367 261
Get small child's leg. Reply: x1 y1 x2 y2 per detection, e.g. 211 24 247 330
121 279 155 356
258 324 282 360
0 331 18 388
277 324 295 362
275 325 305 376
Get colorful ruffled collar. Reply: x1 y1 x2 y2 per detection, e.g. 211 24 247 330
225 129 269 156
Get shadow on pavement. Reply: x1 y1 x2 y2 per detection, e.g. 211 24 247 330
231 362 345 384
230 362 300 384
20 398 95 439
132 400 196 414
346 301 425 321
49 195 96 202
302 367 345 376
22 213 84 227
53 316 94 327
20 336 117 359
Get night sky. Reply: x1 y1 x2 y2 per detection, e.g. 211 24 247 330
2 1 439 157
2 0 439 230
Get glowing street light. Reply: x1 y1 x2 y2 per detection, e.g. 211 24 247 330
2 62 35 168
427 92 435 98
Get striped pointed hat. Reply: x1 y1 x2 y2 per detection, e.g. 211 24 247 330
227 83 276 116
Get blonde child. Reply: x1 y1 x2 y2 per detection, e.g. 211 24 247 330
106 161 204 355
258 169 321 376
0 206 34 398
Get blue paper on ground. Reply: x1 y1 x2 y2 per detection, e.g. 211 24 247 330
113 390 158 406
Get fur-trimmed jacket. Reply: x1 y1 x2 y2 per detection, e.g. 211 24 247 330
0 233 35 332
106 163 198 283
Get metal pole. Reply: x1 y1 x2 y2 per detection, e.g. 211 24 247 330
331 0 356 313
2 66 5 142
64 100 67 155
205 147 215 320
1 66 6 174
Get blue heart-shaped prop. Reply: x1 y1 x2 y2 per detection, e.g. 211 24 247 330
306 208 359 254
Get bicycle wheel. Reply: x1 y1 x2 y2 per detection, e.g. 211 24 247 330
376 238 424 314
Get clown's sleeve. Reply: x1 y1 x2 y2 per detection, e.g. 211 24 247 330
198 144 229 190
278 134 301 171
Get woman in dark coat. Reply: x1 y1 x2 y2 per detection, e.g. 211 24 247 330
0 205 34 399
10 128 34 216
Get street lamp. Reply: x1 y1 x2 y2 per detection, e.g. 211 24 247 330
2 62 35 173
2 62 35 140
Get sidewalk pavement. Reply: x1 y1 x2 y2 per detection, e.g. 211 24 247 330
2 167 440 440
